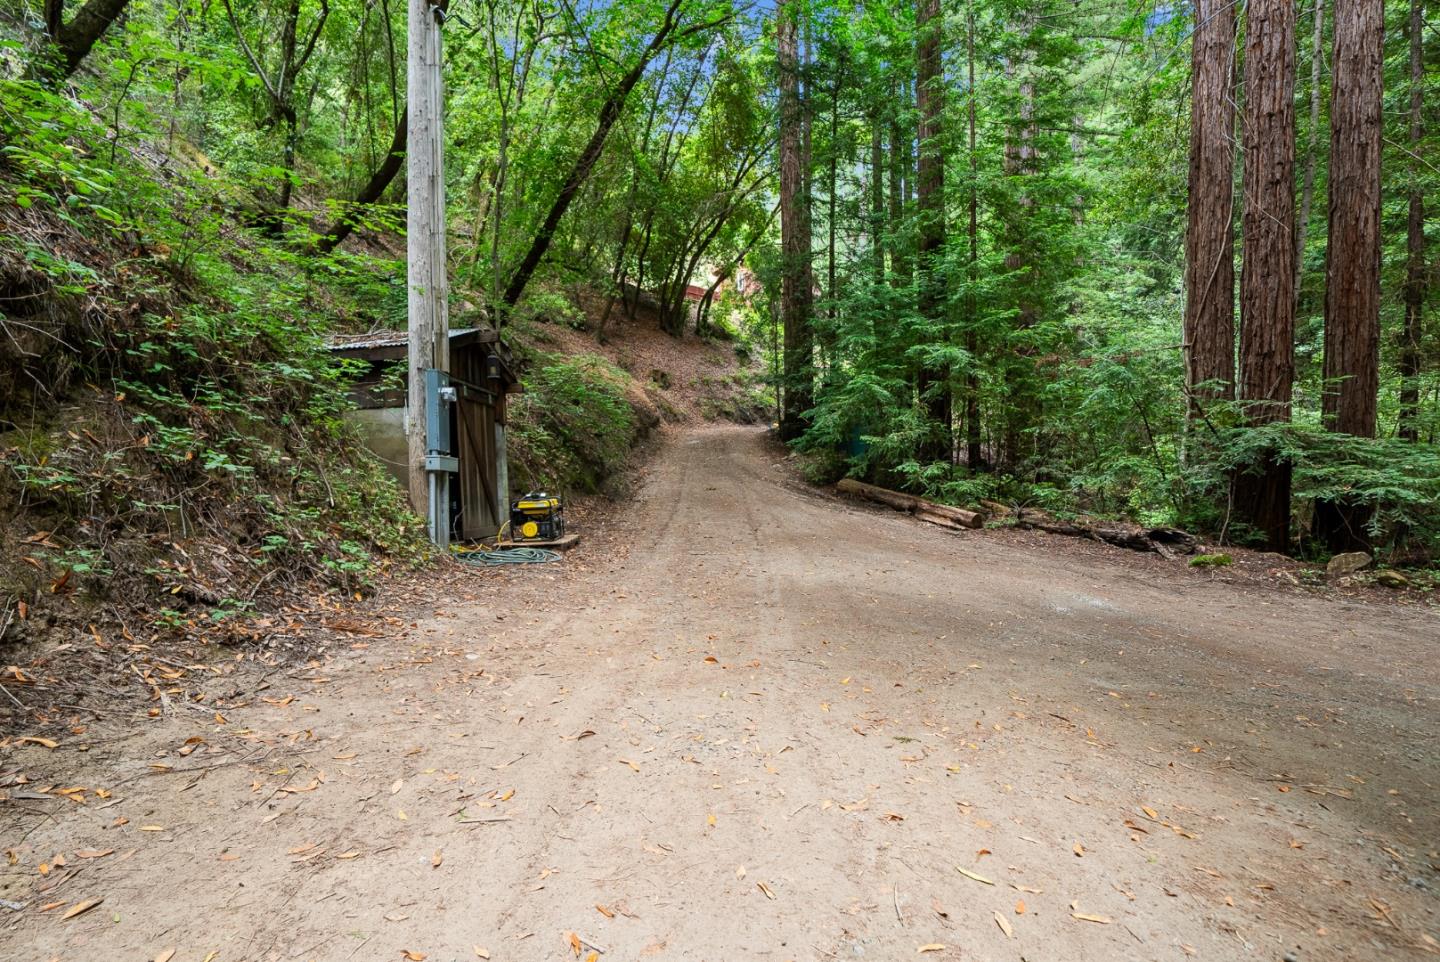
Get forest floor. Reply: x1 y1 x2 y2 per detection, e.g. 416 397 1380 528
2 426 1437 962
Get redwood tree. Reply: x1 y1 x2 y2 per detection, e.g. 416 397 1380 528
1232 0 1296 552
1316 0 1384 551
1398 0 1426 443
778 0 813 440
915 0 949 462
1182 0 1236 419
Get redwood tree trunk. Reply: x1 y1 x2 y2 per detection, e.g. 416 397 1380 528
870 115 885 285
1315 0 1384 552
964 1 982 471
1232 0 1296 553
778 0 813 440
915 0 949 462
1295 0 1326 301
1182 0 1236 417
1398 0 1425 443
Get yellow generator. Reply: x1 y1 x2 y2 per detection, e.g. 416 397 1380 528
509 492 564 541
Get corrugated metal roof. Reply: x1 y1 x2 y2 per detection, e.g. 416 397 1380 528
326 327 485 351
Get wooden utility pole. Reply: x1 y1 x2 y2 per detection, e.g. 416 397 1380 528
407 0 450 529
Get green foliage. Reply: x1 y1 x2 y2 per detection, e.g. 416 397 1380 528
507 353 639 494
0 37 426 623
1190 553 1233 568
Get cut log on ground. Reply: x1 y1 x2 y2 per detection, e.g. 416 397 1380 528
836 479 985 530
1013 508 1199 557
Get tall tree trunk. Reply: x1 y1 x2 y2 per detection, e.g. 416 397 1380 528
888 79 911 287
778 0 813 440
1182 0 1236 419
1315 0 1384 551
828 56 842 330
1398 0 1426 443
1232 0 1297 553
501 0 697 311
1295 0 1326 302
870 113 885 285
964 0 982 471
915 0 949 462
30 0 131 81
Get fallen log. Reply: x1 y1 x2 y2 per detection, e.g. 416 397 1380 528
1014 508 1198 556
836 478 985 529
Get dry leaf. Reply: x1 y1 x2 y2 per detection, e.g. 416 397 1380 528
1141 806 1159 819
1072 912 1112 924
706 813 716 827
63 898 103 920
994 911 1014 938
568 931 582 956
596 903 614 918
736 864 746 879
402 952 427 961
75 849 113 859
1073 843 1085 857
955 866 995 885
586 954 599 962
703 656 719 664
917 945 946 954
618 758 640 772
432 849 443 868
139 825 165 832
154 950 176 962
757 881 776 900
17 736 59 749
336 851 361 859
391 779 404 795
1015 899 1026 914
473 948 490 960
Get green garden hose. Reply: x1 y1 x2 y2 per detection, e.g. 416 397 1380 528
454 546 562 565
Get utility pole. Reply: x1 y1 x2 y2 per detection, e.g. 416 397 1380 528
407 0 451 544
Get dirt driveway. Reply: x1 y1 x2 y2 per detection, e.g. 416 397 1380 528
3 426 1437 962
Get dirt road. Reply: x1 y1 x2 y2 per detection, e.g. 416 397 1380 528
3 426 1437 961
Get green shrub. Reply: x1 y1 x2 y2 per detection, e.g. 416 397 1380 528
506 353 638 494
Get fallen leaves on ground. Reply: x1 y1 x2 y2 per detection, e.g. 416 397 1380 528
62 898 103 920
955 866 995 885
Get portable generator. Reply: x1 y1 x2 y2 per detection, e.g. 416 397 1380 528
510 492 564 541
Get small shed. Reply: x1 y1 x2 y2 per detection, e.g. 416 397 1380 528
328 327 520 541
